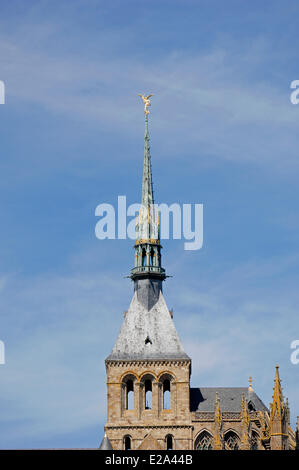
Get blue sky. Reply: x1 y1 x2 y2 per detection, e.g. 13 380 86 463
0 0 299 448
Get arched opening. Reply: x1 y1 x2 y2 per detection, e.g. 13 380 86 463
224 431 239 450
248 401 256 412
150 247 154 266
124 435 131 450
145 379 152 409
126 379 134 410
163 379 171 410
166 434 173 450
251 431 259 450
142 248 146 267
122 375 135 412
195 431 213 450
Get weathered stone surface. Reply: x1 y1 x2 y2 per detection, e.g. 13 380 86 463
106 290 190 361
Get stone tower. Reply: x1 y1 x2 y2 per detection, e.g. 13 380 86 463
104 105 192 450
100 102 297 451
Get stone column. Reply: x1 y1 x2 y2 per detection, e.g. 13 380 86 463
137 382 143 420
152 381 159 418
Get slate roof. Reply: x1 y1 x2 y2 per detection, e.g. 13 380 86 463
99 434 113 450
106 290 190 362
190 387 268 412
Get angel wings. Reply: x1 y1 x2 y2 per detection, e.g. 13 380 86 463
138 94 153 114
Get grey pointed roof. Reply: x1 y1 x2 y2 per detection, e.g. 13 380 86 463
106 290 190 362
190 387 268 412
99 433 113 450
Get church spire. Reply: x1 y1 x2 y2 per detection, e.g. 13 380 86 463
141 113 154 209
270 365 289 450
270 365 284 422
131 95 165 285
240 393 251 450
137 111 158 241
214 393 223 450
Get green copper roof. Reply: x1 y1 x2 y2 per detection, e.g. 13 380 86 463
136 113 159 242
141 114 154 208
131 111 165 280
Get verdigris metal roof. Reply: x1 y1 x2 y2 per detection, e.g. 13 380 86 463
106 290 190 362
190 387 268 412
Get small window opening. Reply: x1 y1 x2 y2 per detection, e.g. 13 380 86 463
145 379 152 409
163 379 171 409
126 379 134 410
248 401 256 412
166 434 173 450
124 435 131 450
150 248 154 266
142 248 146 267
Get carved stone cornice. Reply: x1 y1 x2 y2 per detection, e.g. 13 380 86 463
106 359 191 368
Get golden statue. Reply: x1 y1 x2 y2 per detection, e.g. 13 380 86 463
138 94 153 114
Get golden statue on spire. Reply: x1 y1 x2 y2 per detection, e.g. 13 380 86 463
138 94 153 114
248 376 253 392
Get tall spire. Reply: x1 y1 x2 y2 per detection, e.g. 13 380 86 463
141 113 154 208
131 95 165 285
270 365 284 422
105 95 190 360
214 393 223 450
270 365 289 450
137 112 159 242
240 393 251 450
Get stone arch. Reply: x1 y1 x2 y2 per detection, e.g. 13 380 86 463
224 430 240 450
194 430 214 450
157 370 177 381
139 371 158 381
121 373 137 411
158 373 175 410
251 430 260 450
120 370 139 382
140 373 156 410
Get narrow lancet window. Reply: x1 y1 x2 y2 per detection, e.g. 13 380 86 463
145 379 152 409
163 379 171 409
166 434 173 450
142 248 146 267
124 435 131 450
126 379 134 410
150 247 154 266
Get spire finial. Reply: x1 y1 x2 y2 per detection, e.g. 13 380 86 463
270 364 284 424
131 95 165 284
138 93 154 115
248 376 253 392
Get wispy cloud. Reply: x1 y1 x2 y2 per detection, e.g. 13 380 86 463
1 247 298 447
168 252 299 425
0 1 298 449
0 267 128 447
1 18 299 171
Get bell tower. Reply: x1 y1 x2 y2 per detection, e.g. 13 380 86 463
103 96 192 450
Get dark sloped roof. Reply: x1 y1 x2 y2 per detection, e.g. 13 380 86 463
190 387 268 413
99 434 113 450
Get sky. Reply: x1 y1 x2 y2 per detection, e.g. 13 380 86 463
0 0 299 449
